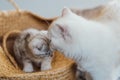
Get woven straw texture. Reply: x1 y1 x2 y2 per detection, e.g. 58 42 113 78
0 1 76 79
0 11 76 80
0 10 54 38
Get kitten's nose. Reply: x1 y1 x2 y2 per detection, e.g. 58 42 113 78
46 51 53 56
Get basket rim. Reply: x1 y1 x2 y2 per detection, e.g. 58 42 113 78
0 10 58 20
0 10 57 39
8 60 75 76
2 30 21 69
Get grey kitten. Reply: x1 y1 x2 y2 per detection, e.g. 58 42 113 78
14 28 53 72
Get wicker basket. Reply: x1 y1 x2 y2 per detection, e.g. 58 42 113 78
0 0 76 80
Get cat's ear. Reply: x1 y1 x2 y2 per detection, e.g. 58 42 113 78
61 7 72 17
24 33 31 42
55 24 72 42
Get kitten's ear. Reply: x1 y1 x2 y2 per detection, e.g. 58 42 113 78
24 33 30 41
56 24 72 42
61 7 72 17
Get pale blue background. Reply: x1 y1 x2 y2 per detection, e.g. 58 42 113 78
0 0 111 18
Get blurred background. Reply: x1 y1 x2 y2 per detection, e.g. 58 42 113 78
0 0 111 18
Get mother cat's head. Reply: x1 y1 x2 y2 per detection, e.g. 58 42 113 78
48 8 85 54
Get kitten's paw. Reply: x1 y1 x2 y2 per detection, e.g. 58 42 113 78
41 57 52 71
23 62 34 72
41 64 52 71
23 66 34 72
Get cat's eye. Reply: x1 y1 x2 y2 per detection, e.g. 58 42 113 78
37 47 42 50
37 45 47 51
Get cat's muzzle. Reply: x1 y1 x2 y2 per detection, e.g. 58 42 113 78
46 51 53 57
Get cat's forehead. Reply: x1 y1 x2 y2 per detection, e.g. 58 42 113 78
31 37 49 45
48 7 80 33
32 38 45 43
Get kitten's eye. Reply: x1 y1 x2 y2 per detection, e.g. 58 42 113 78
37 47 42 50
37 45 46 51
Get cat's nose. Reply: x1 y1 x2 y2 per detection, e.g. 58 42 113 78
46 51 53 56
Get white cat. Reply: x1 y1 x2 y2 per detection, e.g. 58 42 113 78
72 0 120 42
48 8 120 80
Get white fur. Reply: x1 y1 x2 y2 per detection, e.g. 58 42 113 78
23 60 34 72
100 1 120 25
48 8 120 80
93 0 120 42
72 0 120 44
41 57 52 71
